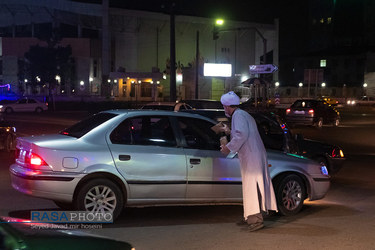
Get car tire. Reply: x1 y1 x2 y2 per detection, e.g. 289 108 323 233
54 200 75 210
5 107 13 114
315 117 323 128
75 178 124 220
275 174 306 216
35 107 43 113
4 134 13 152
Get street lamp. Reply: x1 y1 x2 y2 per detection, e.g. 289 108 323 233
298 82 303 97
275 82 280 87
363 83 368 96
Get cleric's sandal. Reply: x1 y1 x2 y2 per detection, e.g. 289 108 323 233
245 222 264 232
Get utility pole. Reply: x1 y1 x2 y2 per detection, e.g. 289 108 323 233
169 4 176 102
195 31 199 99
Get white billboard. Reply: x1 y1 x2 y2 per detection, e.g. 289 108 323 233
203 63 232 77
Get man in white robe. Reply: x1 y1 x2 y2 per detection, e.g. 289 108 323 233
219 91 278 232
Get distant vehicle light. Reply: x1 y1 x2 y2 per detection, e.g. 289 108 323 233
308 109 314 114
286 108 291 114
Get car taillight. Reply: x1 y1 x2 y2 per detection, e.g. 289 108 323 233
24 152 48 168
332 148 344 158
286 108 291 115
308 109 314 114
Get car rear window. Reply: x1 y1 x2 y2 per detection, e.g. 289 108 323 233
291 100 316 108
141 105 174 110
60 112 118 138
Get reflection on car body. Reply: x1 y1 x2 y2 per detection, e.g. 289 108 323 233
10 110 330 220
0 217 134 250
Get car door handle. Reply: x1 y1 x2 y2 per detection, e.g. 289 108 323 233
119 155 131 161
190 158 201 165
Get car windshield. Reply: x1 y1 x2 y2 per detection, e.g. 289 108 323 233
60 112 118 138
291 100 316 108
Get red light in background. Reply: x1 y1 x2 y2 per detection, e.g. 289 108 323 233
308 109 314 114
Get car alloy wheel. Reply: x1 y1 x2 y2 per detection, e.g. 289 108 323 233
276 174 306 216
76 178 124 220
35 107 43 113
5 107 13 114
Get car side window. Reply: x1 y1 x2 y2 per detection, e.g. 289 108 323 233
28 99 37 103
177 117 221 150
19 99 27 104
256 117 284 151
110 116 177 147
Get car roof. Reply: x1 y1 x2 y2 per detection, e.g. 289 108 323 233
101 109 216 121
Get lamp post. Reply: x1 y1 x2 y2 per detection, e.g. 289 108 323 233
321 82 326 96
298 82 303 97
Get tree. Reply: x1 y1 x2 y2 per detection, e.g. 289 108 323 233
23 28 75 110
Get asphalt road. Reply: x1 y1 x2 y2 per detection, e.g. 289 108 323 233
1 108 375 250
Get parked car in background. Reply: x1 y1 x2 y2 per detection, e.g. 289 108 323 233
182 99 223 109
285 99 340 128
141 102 192 111
183 109 345 175
346 96 375 106
10 110 330 219
0 97 48 113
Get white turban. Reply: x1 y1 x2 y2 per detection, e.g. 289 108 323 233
221 91 240 106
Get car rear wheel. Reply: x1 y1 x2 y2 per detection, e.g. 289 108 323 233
76 178 124 220
315 117 323 128
5 107 13 114
35 107 43 113
275 174 306 216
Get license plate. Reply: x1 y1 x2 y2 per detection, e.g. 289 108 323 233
294 110 305 114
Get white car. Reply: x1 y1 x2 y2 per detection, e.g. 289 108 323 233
10 110 330 220
141 102 192 111
0 98 48 113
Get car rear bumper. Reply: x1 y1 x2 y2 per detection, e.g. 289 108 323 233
286 116 315 126
9 164 82 203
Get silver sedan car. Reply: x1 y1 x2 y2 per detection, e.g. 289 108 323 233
10 110 330 219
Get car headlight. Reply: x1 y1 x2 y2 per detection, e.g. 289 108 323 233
320 166 329 176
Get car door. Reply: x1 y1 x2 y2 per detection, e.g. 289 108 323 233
176 116 242 201
14 98 28 112
108 115 187 200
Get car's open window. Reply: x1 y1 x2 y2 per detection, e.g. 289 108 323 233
110 116 177 147
255 115 284 151
177 117 221 150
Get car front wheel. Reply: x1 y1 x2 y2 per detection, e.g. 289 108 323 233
76 178 124 220
275 174 306 216
315 117 323 128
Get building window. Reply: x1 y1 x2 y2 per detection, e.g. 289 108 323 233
320 59 327 67
327 17 332 24
320 18 324 24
